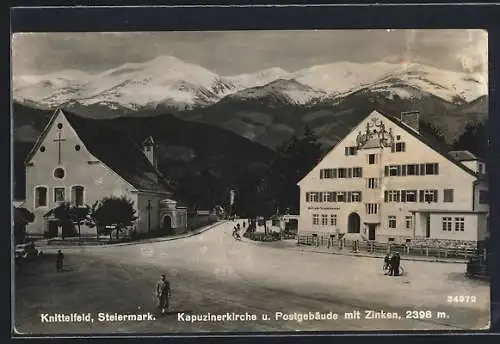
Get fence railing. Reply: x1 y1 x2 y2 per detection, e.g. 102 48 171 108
297 234 479 260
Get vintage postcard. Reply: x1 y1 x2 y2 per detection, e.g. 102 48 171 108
12 29 490 335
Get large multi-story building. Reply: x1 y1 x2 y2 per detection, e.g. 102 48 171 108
298 110 489 245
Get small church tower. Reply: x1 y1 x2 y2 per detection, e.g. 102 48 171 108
142 136 157 168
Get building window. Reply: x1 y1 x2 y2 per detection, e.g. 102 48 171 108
365 203 378 215
57 123 63 129
351 191 362 202
345 146 357 156
71 186 84 206
394 142 406 152
338 168 346 178
330 214 337 226
388 216 397 229
54 187 65 203
53 167 65 179
407 164 418 176
405 216 413 229
337 192 346 202
75 144 81 151
313 214 319 225
424 163 439 175
352 167 363 178
321 214 328 226
479 190 488 204
404 190 417 202
367 178 379 189
443 189 454 203
40 146 46 152
388 165 400 176
326 192 336 202
420 190 438 203
320 169 337 179
454 217 465 231
35 186 48 207
385 190 401 203
442 217 452 231
368 154 377 165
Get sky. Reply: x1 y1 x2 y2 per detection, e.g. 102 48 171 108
11 29 487 77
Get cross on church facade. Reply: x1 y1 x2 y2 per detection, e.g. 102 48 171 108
53 130 66 164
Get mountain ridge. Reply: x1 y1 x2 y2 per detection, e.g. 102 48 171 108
13 56 487 116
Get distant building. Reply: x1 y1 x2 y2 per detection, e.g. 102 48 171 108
298 110 488 245
23 108 187 237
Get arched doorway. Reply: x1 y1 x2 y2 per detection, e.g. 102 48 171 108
162 216 172 233
347 212 361 233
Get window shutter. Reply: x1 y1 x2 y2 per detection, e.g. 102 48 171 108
397 165 401 176
391 143 395 153
433 190 438 202
401 190 406 203
384 191 388 202
420 164 425 176
347 192 352 202
359 168 363 178
435 163 439 175
384 166 389 176
402 164 407 176
359 192 363 202
419 190 425 203
320 169 324 179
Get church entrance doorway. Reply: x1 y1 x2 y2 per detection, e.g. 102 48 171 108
347 212 361 233
162 216 173 233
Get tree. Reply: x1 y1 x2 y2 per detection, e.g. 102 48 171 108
453 121 488 159
419 120 447 143
267 126 323 214
53 203 94 238
92 196 138 240
14 206 34 244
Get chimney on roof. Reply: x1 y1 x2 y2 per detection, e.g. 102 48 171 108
400 111 420 132
142 136 157 168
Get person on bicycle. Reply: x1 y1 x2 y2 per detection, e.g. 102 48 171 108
232 225 241 240
390 252 401 276
384 252 392 274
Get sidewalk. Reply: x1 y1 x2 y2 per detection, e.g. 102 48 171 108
239 235 468 264
37 221 226 249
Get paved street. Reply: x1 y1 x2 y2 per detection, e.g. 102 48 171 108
14 221 490 335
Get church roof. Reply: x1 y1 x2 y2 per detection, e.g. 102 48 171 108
27 109 172 195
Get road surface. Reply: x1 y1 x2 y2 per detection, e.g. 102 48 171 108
14 221 490 335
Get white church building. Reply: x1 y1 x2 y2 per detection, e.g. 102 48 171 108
22 108 187 238
298 110 489 245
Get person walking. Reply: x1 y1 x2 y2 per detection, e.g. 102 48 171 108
56 250 64 272
156 273 171 315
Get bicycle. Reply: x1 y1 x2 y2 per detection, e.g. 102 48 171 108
382 263 405 276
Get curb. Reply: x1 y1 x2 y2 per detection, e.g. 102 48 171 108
239 237 466 264
40 221 227 249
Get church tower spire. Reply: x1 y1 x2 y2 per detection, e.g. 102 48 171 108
142 136 157 168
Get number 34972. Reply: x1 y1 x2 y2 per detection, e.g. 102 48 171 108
447 295 476 303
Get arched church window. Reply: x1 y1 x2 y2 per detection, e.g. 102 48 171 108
35 186 47 207
54 168 65 179
71 186 84 206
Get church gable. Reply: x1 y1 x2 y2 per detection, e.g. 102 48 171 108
25 109 90 166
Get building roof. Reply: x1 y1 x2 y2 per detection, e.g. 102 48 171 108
375 109 482 180
25 109 172 195
448 150 479 162
298 108 483 185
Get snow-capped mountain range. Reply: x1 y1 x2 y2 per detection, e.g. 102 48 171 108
13 55 487 114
